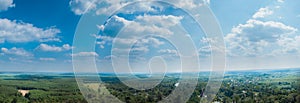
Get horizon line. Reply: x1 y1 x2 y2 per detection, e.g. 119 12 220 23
0 67 299 74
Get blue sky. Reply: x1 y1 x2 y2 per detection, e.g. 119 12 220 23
0 0 299 72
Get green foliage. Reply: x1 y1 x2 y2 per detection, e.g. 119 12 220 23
0 70 299 103
0 75 87 103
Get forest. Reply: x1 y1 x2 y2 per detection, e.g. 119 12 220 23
0 69 299 103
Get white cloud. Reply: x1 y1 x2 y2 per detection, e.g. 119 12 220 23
39 38 62 42
96 36 164 54
69 0 205 15
275 35 300 55
225 19 298 56
39 58 56 61
0 0 15 12
111 15 132 25
136 37 165 47
93 35 113 49
62 44 73 50
1 47 32 57
0 18 60 43
175 0 201 10
197 45 211 56
252 7 274 19
71 52 99 57
197 37 226 57
36 44 72 52
69 0 99 15
97 25 105 31
277 0 284 3
69 0 153 15
114 15 183 36
110 37 162 54
229 19 297 42
95 0 128 15
94 15 182 51
136 15 183 27
131 46 149 53
158 49 179 56
95 34 163 51
104 55 116 60
204 0 210 4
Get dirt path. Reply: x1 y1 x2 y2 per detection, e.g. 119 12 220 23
18 90 29 96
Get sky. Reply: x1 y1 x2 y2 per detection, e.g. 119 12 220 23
0 0 300 73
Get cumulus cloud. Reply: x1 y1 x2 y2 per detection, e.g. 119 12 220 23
136 37 165 47
113 37 164 54
252 7 274 19
69 0 99 15
225 19 298 56
158 49 179 56
69 0 147 15
204 0 210 4
0 0 15 12
136 15 183 27
0 18 60 43
229 19 296 42
197 37 226 57
71 52 99 57
277 0 284 3
97 25 105 31
39 58 56 61
36 44 72 52
1 47 32 57
110 15 183 36
95 0 129 15
110 37 164 54
69 0 205 15
130 46 149 53
94 35 113 49
275 35 300 55
94 15 182 53
175 0 201 10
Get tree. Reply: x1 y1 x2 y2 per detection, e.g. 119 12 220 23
296 95 300 103
233 94 240 103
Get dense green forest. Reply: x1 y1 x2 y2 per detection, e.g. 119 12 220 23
0 69 299 103
0 75 86 103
